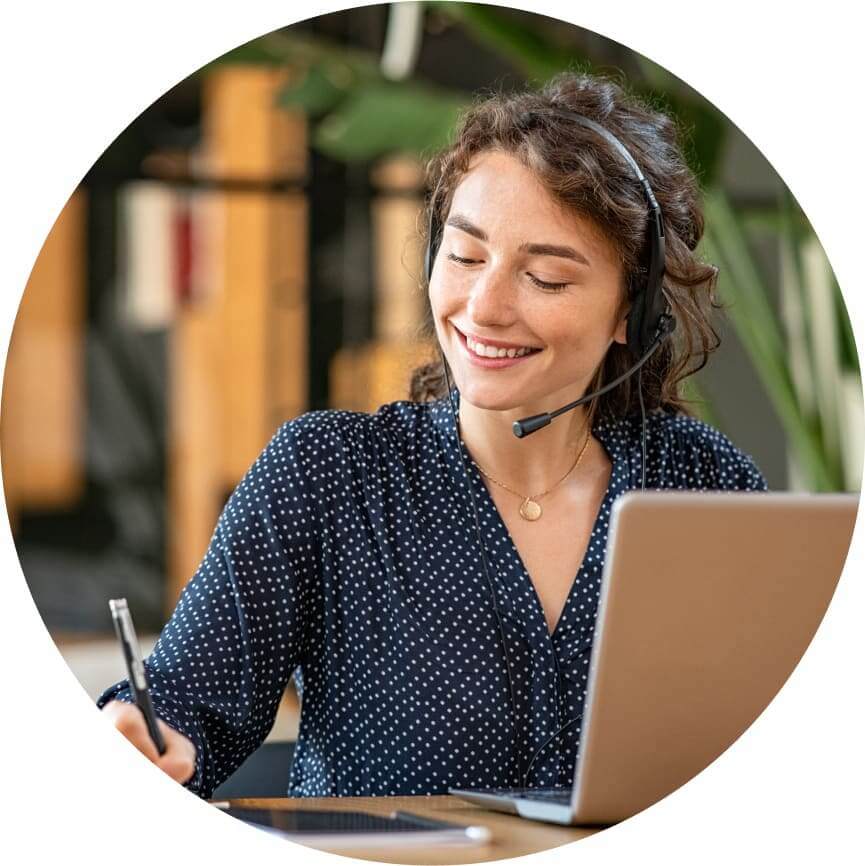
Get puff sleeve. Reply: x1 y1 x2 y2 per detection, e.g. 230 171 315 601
97 421 318 798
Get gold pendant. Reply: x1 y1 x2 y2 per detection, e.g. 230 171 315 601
519 498 542 521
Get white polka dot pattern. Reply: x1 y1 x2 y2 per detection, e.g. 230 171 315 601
97 395 767 798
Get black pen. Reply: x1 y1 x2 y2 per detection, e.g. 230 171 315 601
109 598 167 756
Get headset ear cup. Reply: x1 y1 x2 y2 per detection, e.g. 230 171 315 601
626 290 647 357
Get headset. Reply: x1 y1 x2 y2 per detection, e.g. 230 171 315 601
424 109 677 788
425 108 676 444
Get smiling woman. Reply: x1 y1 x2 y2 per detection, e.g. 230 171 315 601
98 70 767 802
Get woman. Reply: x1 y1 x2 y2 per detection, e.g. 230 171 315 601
99 71 766 798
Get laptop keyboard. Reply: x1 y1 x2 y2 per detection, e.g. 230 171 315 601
471 786 571 804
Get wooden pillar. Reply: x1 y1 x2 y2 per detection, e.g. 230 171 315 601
329 154 434 412
1 192 86 531
167 66 308 609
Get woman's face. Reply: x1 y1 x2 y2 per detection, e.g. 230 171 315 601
428 149 628 417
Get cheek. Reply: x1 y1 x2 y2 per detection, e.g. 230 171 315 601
545 300 621 353
427 283 442 333
428 271 462 320
427 281 450 344
428 276 442 312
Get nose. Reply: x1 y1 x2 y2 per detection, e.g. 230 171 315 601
466 262 518 329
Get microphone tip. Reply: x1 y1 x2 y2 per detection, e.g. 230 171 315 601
512 414 552 438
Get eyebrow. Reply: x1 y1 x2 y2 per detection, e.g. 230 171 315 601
444 213 592 268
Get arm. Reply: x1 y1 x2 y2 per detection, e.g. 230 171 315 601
98 421 316 798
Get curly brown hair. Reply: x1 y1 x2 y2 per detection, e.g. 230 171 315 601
409 70 721 423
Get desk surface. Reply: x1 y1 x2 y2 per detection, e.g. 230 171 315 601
214 794 603 863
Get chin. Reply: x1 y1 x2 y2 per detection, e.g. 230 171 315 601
460 394 522 413
455 381 539 414
456 372 587 418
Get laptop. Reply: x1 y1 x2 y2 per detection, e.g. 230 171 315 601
449 491 858 825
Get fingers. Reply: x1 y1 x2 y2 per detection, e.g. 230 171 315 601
154 718 196 784
102 701 196 784
102 700 158 758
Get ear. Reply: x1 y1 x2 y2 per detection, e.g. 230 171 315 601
612 305 629 345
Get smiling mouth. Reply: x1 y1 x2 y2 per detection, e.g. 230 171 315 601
466 334 538 358
453 325 543 363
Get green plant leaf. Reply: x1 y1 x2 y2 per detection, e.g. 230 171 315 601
276 62 350 117
429 1 577 81
702 187 839 490
832 271 860 373
313 81 467 162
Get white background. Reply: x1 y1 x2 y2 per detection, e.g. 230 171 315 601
0 2 862 864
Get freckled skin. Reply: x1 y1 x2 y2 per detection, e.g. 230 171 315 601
428 149 628 420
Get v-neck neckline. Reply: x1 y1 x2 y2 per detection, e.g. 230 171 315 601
433 391 627 642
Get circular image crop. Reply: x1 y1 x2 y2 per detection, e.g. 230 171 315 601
1 4 861 862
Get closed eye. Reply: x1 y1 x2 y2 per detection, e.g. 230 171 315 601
527 274 570 292
447 252 570 292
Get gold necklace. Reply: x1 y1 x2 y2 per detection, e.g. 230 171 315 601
473 430 591 522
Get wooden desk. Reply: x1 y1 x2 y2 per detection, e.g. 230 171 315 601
214 794 603 864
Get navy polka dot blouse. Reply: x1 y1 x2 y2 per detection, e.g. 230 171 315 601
97 394 767 799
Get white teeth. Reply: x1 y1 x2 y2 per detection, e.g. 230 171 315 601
466 335 534 359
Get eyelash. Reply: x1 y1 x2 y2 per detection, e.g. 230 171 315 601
446 253 570 292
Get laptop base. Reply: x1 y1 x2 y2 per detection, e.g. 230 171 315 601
447 787 576 825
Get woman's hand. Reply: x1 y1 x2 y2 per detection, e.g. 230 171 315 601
101 699 197 784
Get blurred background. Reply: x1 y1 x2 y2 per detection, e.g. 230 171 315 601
1 2 861 790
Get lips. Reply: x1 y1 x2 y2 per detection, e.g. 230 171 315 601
466 334 537 358
452 324 542 367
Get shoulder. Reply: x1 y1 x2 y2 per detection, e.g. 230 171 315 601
279 400 439 444
598 411 768 491
220 401 441 533
651 413 768 491
267 400 442 470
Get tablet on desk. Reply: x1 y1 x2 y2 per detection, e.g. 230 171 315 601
217 806 492 848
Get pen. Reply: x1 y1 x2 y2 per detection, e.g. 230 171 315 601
108 597 166 756
391 811 492 842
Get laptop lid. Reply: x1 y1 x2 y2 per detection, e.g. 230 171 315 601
571 491 858 825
